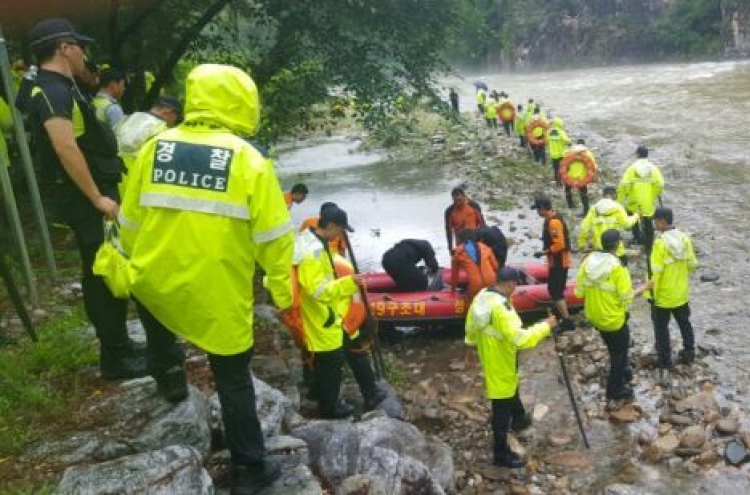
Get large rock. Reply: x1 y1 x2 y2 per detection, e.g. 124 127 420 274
679 425 705 449
56 445 213 494
28 383 211 465
336 475 388 495
290 412 453 494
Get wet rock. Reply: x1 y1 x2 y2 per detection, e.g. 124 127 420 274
544 451 590 470
336 474 388 495
652 433 680 456
663 413 693 426
56 445 212 494
700 272 720 282
609 404 640 424
725 439 750 466
658 424 673 435
602 483 649 495
716 418 740 435
591 350 608 362
261 464 323 495
675 447 703 458
533 404 549 421
581 364 598 380
679 425 706 449
547 432 573 447
695 450 719 466
674 392 718 414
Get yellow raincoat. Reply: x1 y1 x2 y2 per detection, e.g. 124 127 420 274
577 198 638 257
120 64 294 355
546 117 570 160
650 229 697 308
617 159 664 216
574 252 633 331
465 288 551 399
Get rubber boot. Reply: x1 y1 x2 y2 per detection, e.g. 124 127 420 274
100 342 148 380
156 365 188 403
231 459 281 495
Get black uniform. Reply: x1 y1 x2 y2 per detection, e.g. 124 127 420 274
381 239 439 292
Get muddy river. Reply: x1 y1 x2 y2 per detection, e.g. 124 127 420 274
276 61 750 494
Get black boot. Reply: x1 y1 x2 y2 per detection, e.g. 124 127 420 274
510 412 533 433
678 349 694 365
364 385 388 411
321 401 355 419
156 365 188 403
100 342 148 380
494 450 525 468
231 459 281 495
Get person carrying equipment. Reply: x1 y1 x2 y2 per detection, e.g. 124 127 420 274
617 145 664 254
577 186 639 266
119 64 294 493
465 266 557 468
526 106 548 165
561 138 598 216
497 92 515 137
485 92 498 129
451 229 498 302
444 187 485 254
514 103 526 147
546 117 571 186
575 230 647 410
381 239 439 292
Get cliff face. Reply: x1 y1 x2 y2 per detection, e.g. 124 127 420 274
724 4 750 56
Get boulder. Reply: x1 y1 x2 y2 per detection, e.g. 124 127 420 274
716 418 740 435
652 433 679 456
56 445 212 494
679 425 705 449
336 475 388 495
674 392 718 414
372 381 405 420
290 412 453 494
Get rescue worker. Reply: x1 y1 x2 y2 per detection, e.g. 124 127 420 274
381 239 440 292
617 145 664 254
465 266 557 468
294 205 363 418
485 91 498 129
575 230 647 410
532 195 575 331
577 186 639 266
26 18 145 380
476 86 486 116
444 187 485 253
92 68 126 129
115 96 182 193
526 106 548 165
284 182 308 209
119 64 293 494
638 208 697 382
562 138 597 216
449 88 459 113
300 202 347 256
514 103 526 147
497 92 515 137
451 229 498 302
546 117 571 186
476 225 509 267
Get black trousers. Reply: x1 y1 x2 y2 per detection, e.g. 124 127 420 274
519 135 526 148
382 251 427 292
631 215 654 254
345 334 378 402
136 302 265 465
551 158 562 186
532 146 546 166
651 303 694 368
486 118 498 128
309 347 345 416
502 121 513 136
565 185 590 214
599 324 631 400
491 390 526 458
62 189 130 351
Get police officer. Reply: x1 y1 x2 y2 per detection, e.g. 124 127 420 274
26 18 145 380
617 145 664 254
381 239 439 292
119 64 294 494
577 186 639 266
92 68 126 128
465 266 556 468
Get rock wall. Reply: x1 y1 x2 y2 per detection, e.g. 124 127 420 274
724 5 750 56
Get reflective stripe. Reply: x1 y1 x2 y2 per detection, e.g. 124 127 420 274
582 279 616 292
117 211 140 231
254 220 293 243
312 277 332 299
511 327 526 346
140 192 249 220
483 326 506 341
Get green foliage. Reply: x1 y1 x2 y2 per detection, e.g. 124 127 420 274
651 0 723 57
0 304 95 454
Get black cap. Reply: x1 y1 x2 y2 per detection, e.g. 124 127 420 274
320 206 354 232
497 266 523 283
602 185 617 196
531 195 552 210
600 229 621 250
636 145 648 158
28 18 94 50
154 95 184 120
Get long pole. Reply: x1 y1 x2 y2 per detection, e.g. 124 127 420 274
552 325 590 448
343 232 387 380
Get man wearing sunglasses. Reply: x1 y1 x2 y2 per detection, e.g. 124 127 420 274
26 18 146 380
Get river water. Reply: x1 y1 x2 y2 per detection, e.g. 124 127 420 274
276 61 750 493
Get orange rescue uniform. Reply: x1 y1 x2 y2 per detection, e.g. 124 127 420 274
451 242 498 301
544 214 571 268
444 200 486 250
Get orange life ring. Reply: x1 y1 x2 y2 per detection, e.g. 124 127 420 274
497 102 515 123
559 152 597 188
525 120 548 147
333 256 367 335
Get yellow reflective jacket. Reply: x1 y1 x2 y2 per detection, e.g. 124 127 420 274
574 252 633 331
485 97 498 119
465 288 551 399
514 110 526 137
476 88 486 104
115 112 168 194
546 117 570 159
294 229 359 352
617 159 664 216
120 64 294 356
577 198 638 257
650 228 697 308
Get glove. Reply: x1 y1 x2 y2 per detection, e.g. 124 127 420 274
533 251 544 259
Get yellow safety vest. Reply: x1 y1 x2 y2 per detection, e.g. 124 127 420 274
574 252 633 331
650 229 697 308
617 159 664 216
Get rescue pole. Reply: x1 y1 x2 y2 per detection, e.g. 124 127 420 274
552 323 590 449
343 232 387 380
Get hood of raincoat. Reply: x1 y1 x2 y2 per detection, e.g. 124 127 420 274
115 112 167 153
552 117 564 129
582 252 619 283
594 198 619 216
633 158 654 178
662 229 690 260
467 289 503 331
293 229 324 265
184 64 259 136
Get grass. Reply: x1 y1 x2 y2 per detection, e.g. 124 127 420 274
0 303 96 456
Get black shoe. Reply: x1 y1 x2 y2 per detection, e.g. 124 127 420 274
612 386 634 403
678 349 694 365
156 366 188 403
560 319 575 333
494 451 525 468
364 386 389 411
321 401 355 419
231 460 281 495
510 412 532 433
100 344 149 380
